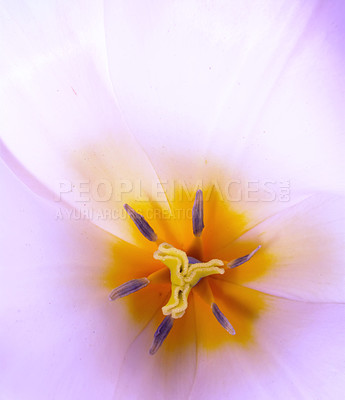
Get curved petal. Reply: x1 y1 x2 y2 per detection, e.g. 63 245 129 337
104 0 219 183
104 0 345 198
112 298 197 400
103 1 307 248
207 0 345 195
190 285 345 399
215 193 345 303
0 1 169 244
0 158 137 399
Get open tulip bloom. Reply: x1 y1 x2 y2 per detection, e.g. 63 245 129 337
1 1 345 399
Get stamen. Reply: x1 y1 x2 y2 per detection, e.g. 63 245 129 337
211 303 235 335
109 278 150 301
227 245 261 269
149 315 174 355
124 204 157 242
192 189 204 237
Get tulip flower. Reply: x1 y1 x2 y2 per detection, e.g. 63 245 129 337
1 1 345 399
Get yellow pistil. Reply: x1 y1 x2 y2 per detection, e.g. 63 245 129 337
153 243 225 319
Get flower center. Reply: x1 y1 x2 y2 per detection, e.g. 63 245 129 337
108 189 261 355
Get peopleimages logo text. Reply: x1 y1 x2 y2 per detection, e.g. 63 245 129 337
54 178 291 203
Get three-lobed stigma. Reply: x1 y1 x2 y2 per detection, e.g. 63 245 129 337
109 190 261 354
153 243 225 319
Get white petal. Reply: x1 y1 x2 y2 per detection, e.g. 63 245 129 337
0 158 135 399
112 301 197 400
104 0 220 182
0 1 168 244
216 193 345 302
190 286 345 399
207 0 345 195
104 0 345 195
